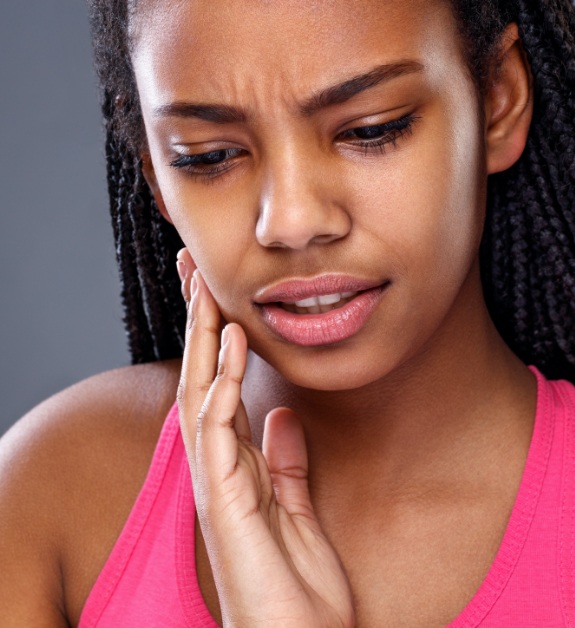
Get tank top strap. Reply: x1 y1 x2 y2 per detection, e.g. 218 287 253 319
555 377 575 624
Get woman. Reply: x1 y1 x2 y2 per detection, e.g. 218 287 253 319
2 0 575 625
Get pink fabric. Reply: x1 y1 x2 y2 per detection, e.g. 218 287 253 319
79 368 575 627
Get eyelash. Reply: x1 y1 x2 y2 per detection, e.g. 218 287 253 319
169 113 420 180
337 113 420 155
169 147 244 181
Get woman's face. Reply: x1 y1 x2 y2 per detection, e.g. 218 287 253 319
133 0 487 390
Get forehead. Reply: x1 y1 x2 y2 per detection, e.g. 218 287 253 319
131 0 461 108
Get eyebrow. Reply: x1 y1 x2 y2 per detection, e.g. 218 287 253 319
153 60 424 122
153 102 247 123
300 60 424 116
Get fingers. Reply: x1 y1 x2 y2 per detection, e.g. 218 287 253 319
177 266 222 474
195 323 251 482
263 409 315 521
176 250 252 487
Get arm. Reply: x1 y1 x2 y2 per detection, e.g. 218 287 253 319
0 409 71 627
0 361 180 627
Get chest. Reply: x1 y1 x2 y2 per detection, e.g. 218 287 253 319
196 494 513 628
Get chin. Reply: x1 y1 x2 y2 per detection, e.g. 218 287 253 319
271 348 394 392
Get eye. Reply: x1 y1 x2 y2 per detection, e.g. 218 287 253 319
169 147 245 179
195 150 229 165
337 114 419 154
352 125 391 140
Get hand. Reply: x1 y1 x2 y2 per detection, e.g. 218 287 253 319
176 250 355 628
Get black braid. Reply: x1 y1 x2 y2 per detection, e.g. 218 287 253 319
104 123 153 362
104 128 186 363
88 0 575 382
452 0 575 381
91 2 185 362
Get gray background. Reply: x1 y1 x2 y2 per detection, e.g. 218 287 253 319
0 1 130 435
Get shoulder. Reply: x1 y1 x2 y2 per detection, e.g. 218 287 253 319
0 359 182 625
0 359 182 494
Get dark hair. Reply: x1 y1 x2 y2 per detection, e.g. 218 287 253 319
88 0 575 381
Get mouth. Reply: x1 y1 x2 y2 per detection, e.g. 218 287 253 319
255 275 384 306
278 290 359 314
255 276 389 346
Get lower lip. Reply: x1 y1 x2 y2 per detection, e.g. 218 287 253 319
259 285 387 347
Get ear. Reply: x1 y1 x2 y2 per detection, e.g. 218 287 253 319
485 23 534 174
141 152 173 224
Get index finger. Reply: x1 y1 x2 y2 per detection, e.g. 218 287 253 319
177 270 222 475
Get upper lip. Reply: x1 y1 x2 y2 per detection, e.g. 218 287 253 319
254 275 386 304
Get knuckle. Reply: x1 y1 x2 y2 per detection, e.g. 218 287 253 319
177 374 212 408
197 381 212 395
178 374 208 398
196 396 236 433
188 317 219 337
203 322 221 336
215 362 244 385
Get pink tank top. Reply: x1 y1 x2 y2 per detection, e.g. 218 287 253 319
79 368 575 626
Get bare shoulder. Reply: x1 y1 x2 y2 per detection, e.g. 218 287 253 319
0 359 182 502
0 359 182 626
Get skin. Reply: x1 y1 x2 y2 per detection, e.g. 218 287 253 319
0 1 537 626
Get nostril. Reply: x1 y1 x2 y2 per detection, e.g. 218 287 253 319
256 187 352 250
310 233 347 246
265 241 290 249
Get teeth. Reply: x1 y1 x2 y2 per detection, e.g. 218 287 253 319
318 293 343 306
282 291 359 314
295 296 321 308
294 292 358 307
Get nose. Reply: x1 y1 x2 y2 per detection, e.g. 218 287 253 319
255 158 351 250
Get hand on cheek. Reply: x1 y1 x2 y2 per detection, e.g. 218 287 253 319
174 257 355 627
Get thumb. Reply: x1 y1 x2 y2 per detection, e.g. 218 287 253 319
263 408 315 521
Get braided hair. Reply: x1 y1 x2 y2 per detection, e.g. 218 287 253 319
90 1 186 362
88 0 575 381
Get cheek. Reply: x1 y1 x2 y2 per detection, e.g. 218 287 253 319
157 174 257 305
336 105 484 315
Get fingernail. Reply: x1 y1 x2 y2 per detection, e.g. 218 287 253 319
176 260 187 282
221 325 230 347
190 271 199 299
218 327 230 365
187 272 199 314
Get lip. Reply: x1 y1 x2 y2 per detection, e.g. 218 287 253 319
254 275 383 304
255 276 389 346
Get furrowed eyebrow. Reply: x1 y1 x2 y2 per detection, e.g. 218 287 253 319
153 102 246 123
152 61 424 123
299 61 424 116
